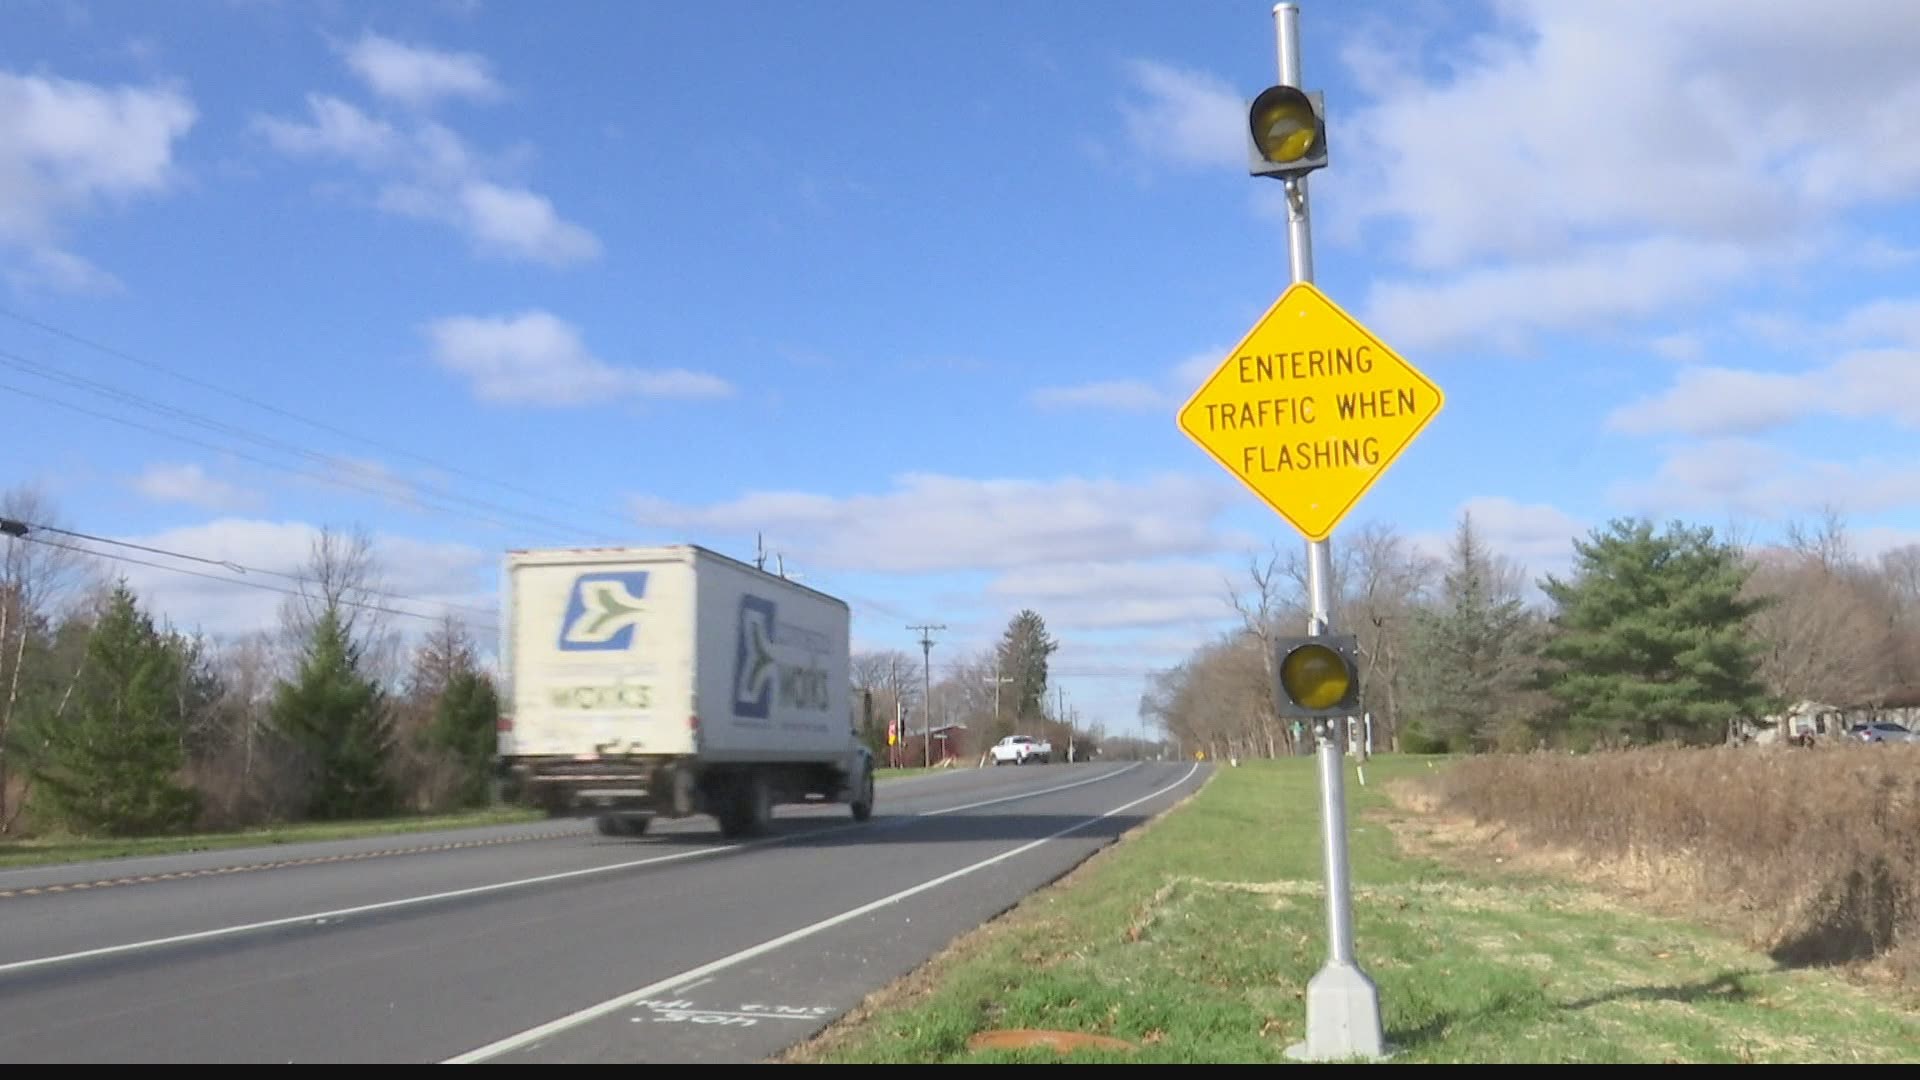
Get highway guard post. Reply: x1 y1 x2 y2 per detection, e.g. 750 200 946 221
1174 3 1446 1062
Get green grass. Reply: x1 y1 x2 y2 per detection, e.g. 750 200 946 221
787 756 1920 1064
0 806 544 870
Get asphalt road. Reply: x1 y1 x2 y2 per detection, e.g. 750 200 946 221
0 760 1205 1063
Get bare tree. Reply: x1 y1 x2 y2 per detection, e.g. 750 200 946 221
1877 544 1920 689
277 525 389 652
1745 544 1898 707
1226 544 1293 756
1784 504 1858 575
852 649 919 756
1 486 100 831
1345 521 1439 752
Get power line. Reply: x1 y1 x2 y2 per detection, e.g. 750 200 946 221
0 379 575 540
0 349 607 543
15 535 495 633
15 520 499 620
0 305 643 537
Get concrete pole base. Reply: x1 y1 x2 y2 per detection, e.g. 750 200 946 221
1283 960 1392 1062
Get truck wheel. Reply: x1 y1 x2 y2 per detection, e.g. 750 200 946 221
717 772 772 839
850 762 875 822
595 812 652 837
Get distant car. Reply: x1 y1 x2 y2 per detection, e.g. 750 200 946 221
990 734 1052 765
1848 722 1917 744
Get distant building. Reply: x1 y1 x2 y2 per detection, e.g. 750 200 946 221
887 723 971 767
1735 693 1920 745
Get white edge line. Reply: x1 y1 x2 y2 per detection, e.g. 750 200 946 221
443 762 1203 1064
0 842 750 978
0 764 1142 978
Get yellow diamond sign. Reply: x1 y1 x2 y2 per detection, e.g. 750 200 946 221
1178 281 1443 542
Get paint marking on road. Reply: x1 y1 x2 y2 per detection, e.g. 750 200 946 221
0 827 591 904
442 763 1204 1064
628 999 834 1026
0 766 1161 976
0 842 750 978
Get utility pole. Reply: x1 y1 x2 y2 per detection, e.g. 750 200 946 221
987 664 1012 734
1263 2 1387 1062
909 623 944 768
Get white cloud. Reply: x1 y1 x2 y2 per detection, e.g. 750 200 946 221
453 181 600 264
256 94 400 167
1608 343 1920 438
1029 346 1230 415
1412 496 1586 575
8 247 119 294
1651 333 1705 363
1605 366 1811 436
425 310 732 406
344 32 500 108
1174 348 1224 387
1366 237 1757 354
133 464 262 511
257 49 596 266
1457 496 1586 564
1836 299 1920 345
1850 526 1920 561
0 69 196 291
1030 380 1165 413
310 455 428 510
1852 237 1920 270
1117 60 1243 169
1165 1 1920 352
103 519 495 641
985 559 1238 631
632 472 1244 574
377 177 601 265
1610 440 1920 519
1344 2 1920 271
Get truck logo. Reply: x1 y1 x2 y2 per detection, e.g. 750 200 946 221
734 595 777 718
559 572 650 652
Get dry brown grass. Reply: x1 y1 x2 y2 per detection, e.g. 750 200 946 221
1398 744 1920 983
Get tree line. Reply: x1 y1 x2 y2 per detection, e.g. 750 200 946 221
852 608 1117 764
1142 507 1920 759
0 487 499 837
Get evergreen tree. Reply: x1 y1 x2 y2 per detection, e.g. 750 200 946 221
996 610 1058 731
1402 512 1542 751
273 603 396 819
426 667 500 808
1539 518 1776 747
31 583 199 836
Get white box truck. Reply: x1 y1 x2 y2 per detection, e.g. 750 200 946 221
496 544 875 838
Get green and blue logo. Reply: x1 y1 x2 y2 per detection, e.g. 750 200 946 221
558 572 649 652
733 595 778 717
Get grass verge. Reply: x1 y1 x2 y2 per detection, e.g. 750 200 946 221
0 806 544 870
784 756 1920 1063
876 766 950 782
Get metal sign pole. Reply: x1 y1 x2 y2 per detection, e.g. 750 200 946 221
1274 1 1389 1063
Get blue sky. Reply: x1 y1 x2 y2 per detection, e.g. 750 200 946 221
6 0 1920 738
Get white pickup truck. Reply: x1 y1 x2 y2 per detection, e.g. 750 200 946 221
989 734 1052 765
